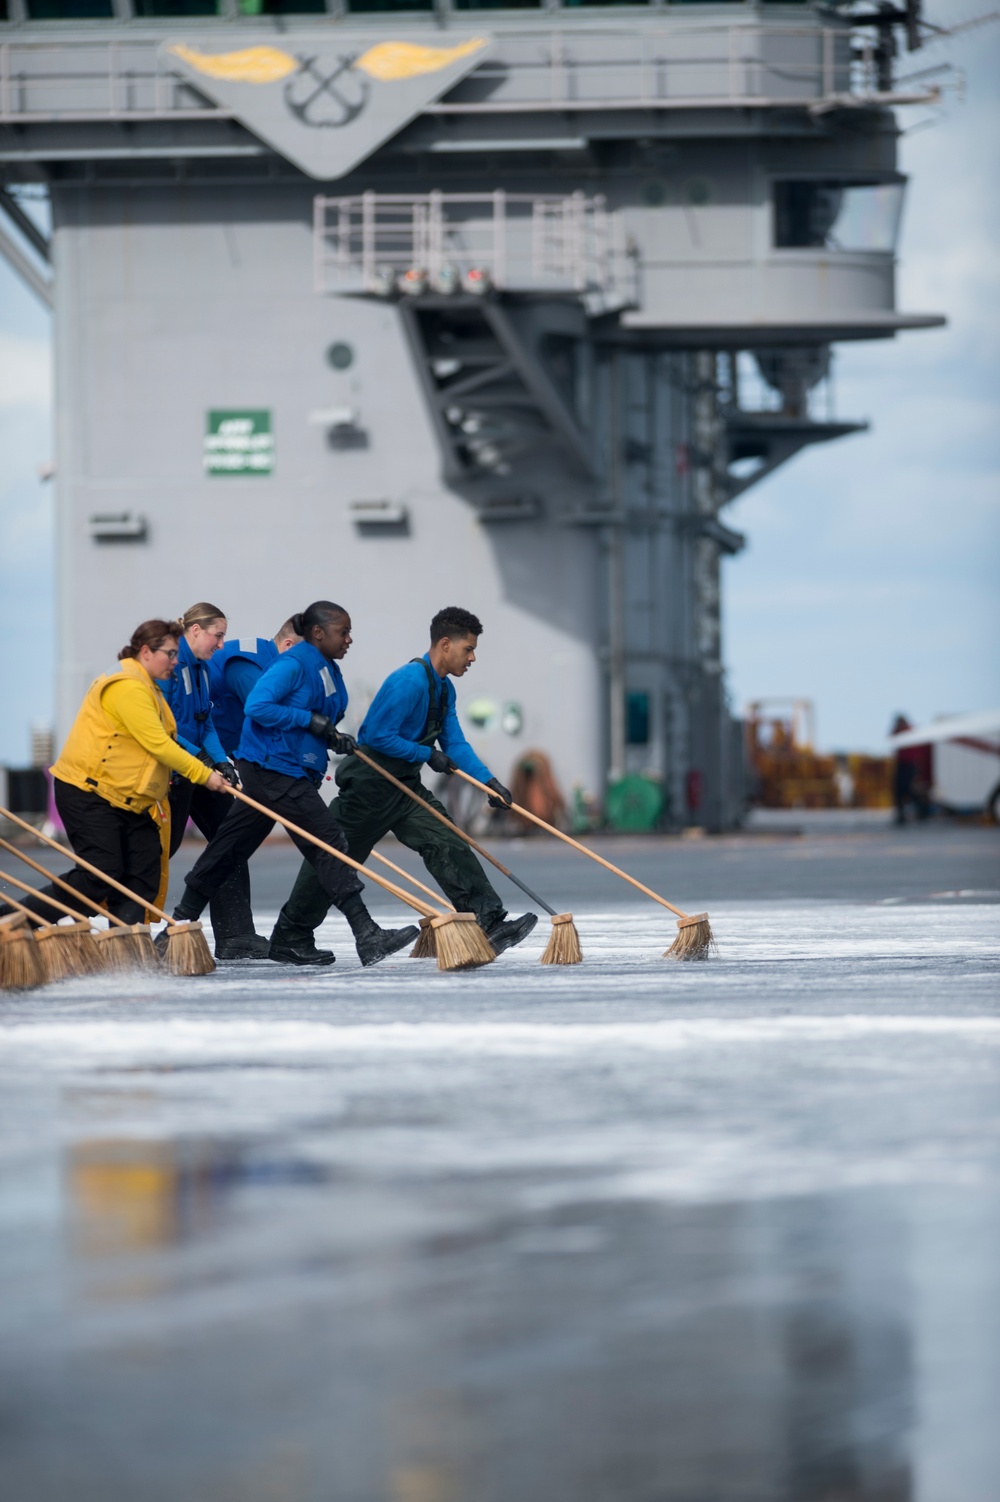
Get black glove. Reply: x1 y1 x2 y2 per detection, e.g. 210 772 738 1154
331 731 356 757
486 777 512 809
308 712 334 742
428 747 455 775
213 761 239 788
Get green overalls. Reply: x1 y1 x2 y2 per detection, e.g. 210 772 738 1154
272 660 505 945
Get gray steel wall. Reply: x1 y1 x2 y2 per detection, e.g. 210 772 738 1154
52 182 607 801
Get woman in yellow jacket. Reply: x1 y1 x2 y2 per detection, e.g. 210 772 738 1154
8 619 229 926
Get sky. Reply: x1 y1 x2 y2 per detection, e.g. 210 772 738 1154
0 3 997 765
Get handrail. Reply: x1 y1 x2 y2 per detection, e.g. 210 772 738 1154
0 25 922 127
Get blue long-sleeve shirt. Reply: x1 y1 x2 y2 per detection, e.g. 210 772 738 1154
358 655 492 783
158 636 227 766
238 640 347 781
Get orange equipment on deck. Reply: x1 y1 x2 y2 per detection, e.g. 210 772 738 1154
745 699 891 809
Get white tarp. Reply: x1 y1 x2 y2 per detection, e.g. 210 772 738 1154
887 709 1000 749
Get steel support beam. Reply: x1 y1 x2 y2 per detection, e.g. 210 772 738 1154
0 218 52 307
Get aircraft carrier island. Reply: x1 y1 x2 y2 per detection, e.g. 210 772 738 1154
0 0 943 826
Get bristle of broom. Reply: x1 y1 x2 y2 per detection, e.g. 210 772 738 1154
0 914 45 991
540 912 583 965
163 921 215 977
93 924 159 972
129 925 161 970
663 913 715 961
409 916 437 958
431 912 496 972
33 920 106 981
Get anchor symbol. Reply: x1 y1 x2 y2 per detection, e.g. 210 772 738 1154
284 55 369 129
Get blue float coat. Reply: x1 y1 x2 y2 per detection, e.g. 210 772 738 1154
238 640 347 783
157 635 227 765
208 636 279 757
358 654 492 783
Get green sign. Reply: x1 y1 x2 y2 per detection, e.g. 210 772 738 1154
205 410 273 476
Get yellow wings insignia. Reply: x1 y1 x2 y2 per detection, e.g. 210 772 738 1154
353 39 488 83
168 45 299 84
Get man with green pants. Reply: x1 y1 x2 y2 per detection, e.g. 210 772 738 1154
268 606 538 964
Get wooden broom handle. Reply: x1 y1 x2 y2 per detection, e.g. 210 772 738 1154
0 835 134 929
0 881 50 927
0 865 97 926
223 787 443 919
369 848 455 912
353 749 558 919
450 770 692 922
354 749 516 880
0 804 174 923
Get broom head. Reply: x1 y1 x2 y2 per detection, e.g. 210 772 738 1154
94 923 160 972
33 919 105 981
430 912 496 972
0 912 45 991
664 912 714 961
540 912 583 966
163 921 216 977
410 916 437 958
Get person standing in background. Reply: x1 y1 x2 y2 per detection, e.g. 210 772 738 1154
890 714 933 824
159 602 267 960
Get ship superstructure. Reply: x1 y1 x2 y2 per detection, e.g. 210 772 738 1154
0 1 942 827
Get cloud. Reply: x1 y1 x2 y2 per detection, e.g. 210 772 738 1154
0 332 52 409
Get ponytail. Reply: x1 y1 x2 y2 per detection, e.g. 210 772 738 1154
293 601 347 641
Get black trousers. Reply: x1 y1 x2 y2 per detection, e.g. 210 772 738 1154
13 780 162 926
183 761 363 914
168 777 256 942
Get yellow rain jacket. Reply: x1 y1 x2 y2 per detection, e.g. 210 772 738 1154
52 657 212 812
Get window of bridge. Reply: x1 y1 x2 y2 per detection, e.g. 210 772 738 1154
25 0 114 16
348 0 434 12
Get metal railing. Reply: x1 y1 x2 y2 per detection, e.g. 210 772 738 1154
314 189 629 301
0 26 936 125
0 40 219 120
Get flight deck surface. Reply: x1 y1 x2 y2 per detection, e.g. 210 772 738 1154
2 820 998 1501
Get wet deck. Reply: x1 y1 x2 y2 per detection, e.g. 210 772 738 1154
2 819 998 1501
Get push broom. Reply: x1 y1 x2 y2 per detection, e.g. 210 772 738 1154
222 787 494 972
0 805 213 976
353 749 582 964
0 835 158 972
0 868 106 981
451 770 714 961
0 911 45 992
368 846 456 960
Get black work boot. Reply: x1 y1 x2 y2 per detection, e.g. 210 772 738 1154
269 941 336 967
355 923 420 968
339 894 418 968
215 934 272 961
485 912 538 956
268 915 335 967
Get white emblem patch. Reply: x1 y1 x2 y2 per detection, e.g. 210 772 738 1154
319 665 336 698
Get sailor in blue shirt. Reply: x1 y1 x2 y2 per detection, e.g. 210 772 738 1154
170 601 418 968
158 601 267 961
272 606 538 958
208 620 301 759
